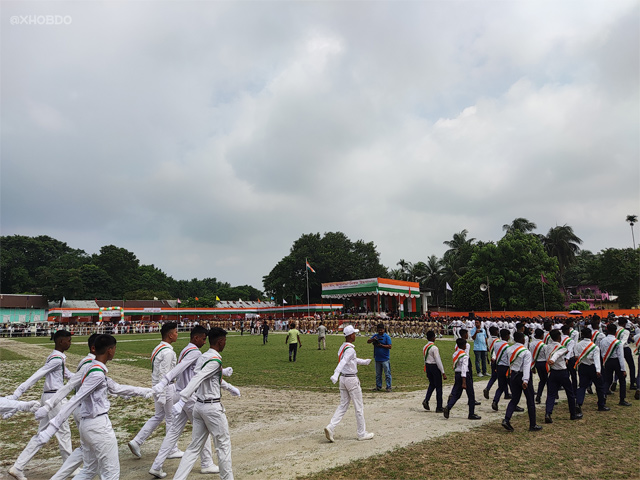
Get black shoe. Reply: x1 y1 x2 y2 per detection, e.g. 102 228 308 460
483 388 489 400
514 406 524 412
635 390 640 400
491 402 498 411
468 414 482 420
630 384 637 390
544 414 553 424
529 425 543 432
474 401 481 406
575 405 582 415
289 357 292 362
535 396 541 404
586 387 593 395
618 400 632 407
502 419 514 431
422 399 430 411
597 406 610 411
443 406 450 419
570 413 583 420
611 383 617 391
504 394 512 399
435 407 444 413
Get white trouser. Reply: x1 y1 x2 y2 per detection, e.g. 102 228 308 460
14 394 72 470
134 384 177 447
50 411 84 480
173 403 233 480
74 415 119 480
151 399 214 471
327 376 366 438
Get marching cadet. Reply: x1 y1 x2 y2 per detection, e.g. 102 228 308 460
574 328 609 413
600 323 631 406
491 329 513 411
443 338 481 420
325 325 374 442
530 329 548 404
502 332 541 432
422 330 447 412
545 329 581 423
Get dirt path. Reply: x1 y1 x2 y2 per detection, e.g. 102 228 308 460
1 338 515 480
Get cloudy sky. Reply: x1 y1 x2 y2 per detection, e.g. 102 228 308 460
2 1 638 290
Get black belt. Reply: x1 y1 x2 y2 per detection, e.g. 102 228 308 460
342 374 357 377
197 398 221 403
44 390 58 394
83 412 107 421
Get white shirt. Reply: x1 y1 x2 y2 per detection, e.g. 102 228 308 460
151 341 176 386
179 348 236 402
43 353 96 411
600 334 626 371
333 342 369 377
547 341 570 371
453 348 469 377
529 339 548 363
12 349 72 398
506 343 532 383
423 342 445 374
574 339 601 373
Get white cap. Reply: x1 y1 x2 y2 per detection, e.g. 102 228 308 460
343 325 359 336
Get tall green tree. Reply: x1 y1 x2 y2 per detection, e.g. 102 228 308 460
502 217 537 235
626 214 637 249
594 248 640 308
92 245 140 298
543 225 582 293
262 232 387 302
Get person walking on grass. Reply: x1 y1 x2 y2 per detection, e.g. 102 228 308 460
367 323 392 391
285 321 302 362
324 325 374 442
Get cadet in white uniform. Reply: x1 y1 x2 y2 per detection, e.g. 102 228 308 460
325 325 374 442
129 322 182 459
9 330 73 480
172 327 240 480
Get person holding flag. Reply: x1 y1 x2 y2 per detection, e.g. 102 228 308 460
502 332 541 432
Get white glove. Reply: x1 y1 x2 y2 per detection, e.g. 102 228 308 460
2 411 16 419
172 399 185 416
152 379 168 395
36 423 58 445
143 389 154 399
28 401 41 413
222 367 233 377
6 394 18 401
35 404 51 420
228 385 241 397
362 359 372 366
330 374 339 384
155 391 166 407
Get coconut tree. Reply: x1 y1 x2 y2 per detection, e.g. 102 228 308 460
543 225 583 293
502 217 537 235
626 214 637 249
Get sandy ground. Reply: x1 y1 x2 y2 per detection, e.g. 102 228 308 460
1 337 530 480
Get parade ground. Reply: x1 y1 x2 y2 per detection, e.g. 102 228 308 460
1 332 638 480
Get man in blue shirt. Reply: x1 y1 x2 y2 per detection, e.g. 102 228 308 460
368 323 392 391
470 320 488 376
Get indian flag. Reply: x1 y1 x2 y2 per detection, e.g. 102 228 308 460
306 259 316 273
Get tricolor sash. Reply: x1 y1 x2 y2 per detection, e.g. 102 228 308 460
201 354 223 382
575 342 596 366
544 332 551 344
509 345 527 365
602 339 621 364
338 343 354 362
47 354 66 376
531 341 544 366
591 330 601 343
634 336 640 355
179 346 198 363
545 344 566 372
151 344 171 371
453 349 468 370
495 342 509 365
615 328 627 340
561 336 571 348
81 363 107 384
423 342 435 372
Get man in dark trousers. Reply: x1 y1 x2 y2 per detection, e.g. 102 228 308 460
443 338 481 420
261 321 270 345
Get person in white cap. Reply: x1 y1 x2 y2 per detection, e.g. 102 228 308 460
324 324 374 442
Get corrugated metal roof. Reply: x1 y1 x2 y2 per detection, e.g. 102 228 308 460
0 294 48 309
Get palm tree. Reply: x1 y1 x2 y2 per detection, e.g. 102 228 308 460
423 255 444 306
543 225 583 293
396 259 412 281
626 214 637 249
443 230 475 256
503 217 537 235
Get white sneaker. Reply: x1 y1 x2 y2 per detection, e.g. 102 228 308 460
324 426 334 442
128 440 141 458
9 466 27 480
200 465 220 474
149 468 167 479
357 432 375 441
167 449 184 459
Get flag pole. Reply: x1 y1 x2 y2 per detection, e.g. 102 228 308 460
486 276 493 317
541 274 547 316
306 258 310 318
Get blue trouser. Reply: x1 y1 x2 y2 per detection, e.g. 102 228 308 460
424 364 443 409
505 371 536 427
535 360 548 399
447 371 476 415
493 365 510 404
375 360 392 389
546 369 576 416
604 358 626 403
576 363 606 408
474 351 487 375
624 347 637 387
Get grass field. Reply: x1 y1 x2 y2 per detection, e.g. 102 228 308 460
7 331 460 392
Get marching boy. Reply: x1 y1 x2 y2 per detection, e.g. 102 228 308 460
422 330 447 412
443 338 481 420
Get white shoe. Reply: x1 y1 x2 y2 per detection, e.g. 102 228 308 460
149 468 167 479
167 449 184 459
324 426 334 443
357 432 375 441
200 465 220 474
128 440 142 458
71 467 82 477
9 466 27 480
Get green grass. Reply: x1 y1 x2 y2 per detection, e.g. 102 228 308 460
0 347 30 361
9 332 459 392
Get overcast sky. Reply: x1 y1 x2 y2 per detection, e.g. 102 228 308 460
2 1 638 290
